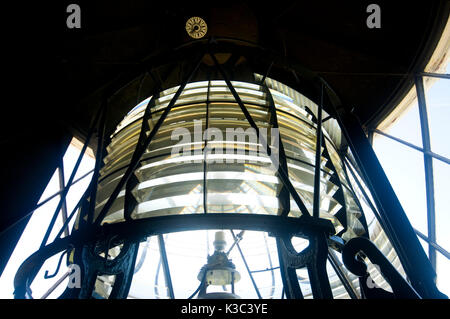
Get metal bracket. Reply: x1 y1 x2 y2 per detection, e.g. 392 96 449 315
76 239 139 299
276 231 333 299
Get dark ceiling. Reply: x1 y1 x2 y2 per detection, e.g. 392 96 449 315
3 1 449 142
51 0 448 140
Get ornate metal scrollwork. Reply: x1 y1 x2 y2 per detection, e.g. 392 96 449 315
276 231 333 299
342 237 420 299
73 238 139 299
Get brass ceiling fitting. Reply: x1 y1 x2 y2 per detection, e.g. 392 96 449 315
185 16 208 39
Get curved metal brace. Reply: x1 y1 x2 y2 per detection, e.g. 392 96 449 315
43 247 72 279
15 214 334 299
89 38 343 153
14 235 77 299
342 237 420 299
276 236 307 299
277 231 333 299
77 239 139 299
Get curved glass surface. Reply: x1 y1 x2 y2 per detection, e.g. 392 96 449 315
82 75 404 298
91 78 359 233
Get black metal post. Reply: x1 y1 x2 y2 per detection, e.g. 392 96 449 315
203 78 211 214
263 84 290 216
158 235 175 299
415 75 437 271
313 84 323 218
332 105 443 298
57 161 69 237
275 236 304 299
210 52 312 218
367 130 374 146
307 232 333 299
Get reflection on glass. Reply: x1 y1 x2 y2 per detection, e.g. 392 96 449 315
77 75 404 299
90 78 373 237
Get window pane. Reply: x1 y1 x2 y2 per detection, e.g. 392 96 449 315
373 134 428 235
425 75 450 159
380 101 423 148
0 141 94 298
433 158 450 252
436 253 450 297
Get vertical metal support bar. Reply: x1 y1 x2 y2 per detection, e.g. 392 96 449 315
263 84 290 216
307 232 333 299
333 104 442 298
158 235 175 299
368 130 374 146
275 237 304 299
313 84 324 218
230 230 262 299
415 75 437 271
203 79 211 214
57 161 69 237
210 52 311 218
